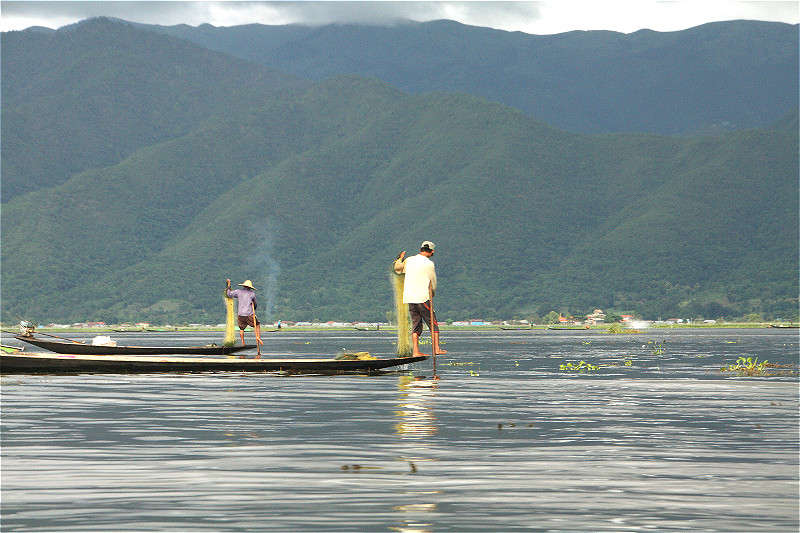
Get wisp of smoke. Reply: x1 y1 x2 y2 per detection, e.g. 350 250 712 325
245 220 281 321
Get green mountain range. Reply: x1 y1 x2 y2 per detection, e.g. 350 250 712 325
143 18 798 135
2 18 797 324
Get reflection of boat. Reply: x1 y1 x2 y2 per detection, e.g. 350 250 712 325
14 334 255 355
768 324 799 328
0 350 428 374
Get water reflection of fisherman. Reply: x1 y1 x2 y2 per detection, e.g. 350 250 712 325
225 279 264 347
394 375 438 439
393 241 447 356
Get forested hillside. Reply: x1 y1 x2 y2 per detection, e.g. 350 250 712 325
1 18 306 200
145 18 799 135
1 18 797 324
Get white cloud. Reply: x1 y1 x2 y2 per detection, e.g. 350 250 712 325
1 1 797 34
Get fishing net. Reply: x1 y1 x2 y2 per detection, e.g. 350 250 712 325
392 265 412 356
223 289 236 347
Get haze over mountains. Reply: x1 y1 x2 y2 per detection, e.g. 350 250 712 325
1 17 797 324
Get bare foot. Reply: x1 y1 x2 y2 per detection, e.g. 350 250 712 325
434 349 448 355
412 351 430 357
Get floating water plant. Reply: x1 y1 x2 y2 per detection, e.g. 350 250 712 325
721 356 770 376
645 340 666 355
559 360 599 373
719 357 796 377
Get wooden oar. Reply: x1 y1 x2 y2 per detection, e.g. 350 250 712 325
252 301 261 356
429 284 437 377
4 329 86 344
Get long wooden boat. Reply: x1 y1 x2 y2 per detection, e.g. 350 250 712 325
14 335 256 355
0 351 427 374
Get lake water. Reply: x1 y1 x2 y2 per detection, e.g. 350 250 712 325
2 329 798 532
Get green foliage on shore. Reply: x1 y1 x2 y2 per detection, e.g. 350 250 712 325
1 19 797 325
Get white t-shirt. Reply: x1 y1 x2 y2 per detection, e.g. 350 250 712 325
399 254 437 304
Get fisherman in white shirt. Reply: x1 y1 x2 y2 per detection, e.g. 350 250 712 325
394 241 447 356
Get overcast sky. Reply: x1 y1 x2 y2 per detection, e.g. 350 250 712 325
1 1 797 34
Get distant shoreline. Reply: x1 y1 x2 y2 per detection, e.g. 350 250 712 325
3 323 797 334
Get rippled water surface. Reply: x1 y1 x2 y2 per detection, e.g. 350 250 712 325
2 329 798 531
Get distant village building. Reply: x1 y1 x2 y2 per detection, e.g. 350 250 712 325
585 309 606 325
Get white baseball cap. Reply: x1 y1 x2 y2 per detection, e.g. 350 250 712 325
421 241 435 251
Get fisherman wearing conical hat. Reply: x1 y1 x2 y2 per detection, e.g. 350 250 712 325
226 279 263 348
394 241 447 357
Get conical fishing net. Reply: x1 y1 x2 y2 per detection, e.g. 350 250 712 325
223 290 236 347
392 268 411 356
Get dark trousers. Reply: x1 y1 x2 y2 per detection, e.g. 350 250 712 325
409 301 439 335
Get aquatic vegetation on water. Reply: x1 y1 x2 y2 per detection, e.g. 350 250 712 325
444 360 479 376
559 360 599 373
721 357 764 376
719 356 795 376
643 340 666 355
340 464 381 471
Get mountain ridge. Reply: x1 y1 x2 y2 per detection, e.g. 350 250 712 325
1 18 796 324
140 17 798 135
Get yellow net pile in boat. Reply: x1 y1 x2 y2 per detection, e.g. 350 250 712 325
223 290 236 347
392 265 412 356
335 351 376 360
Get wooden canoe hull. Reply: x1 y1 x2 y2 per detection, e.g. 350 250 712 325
0 352 428 374
14 335 256 355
